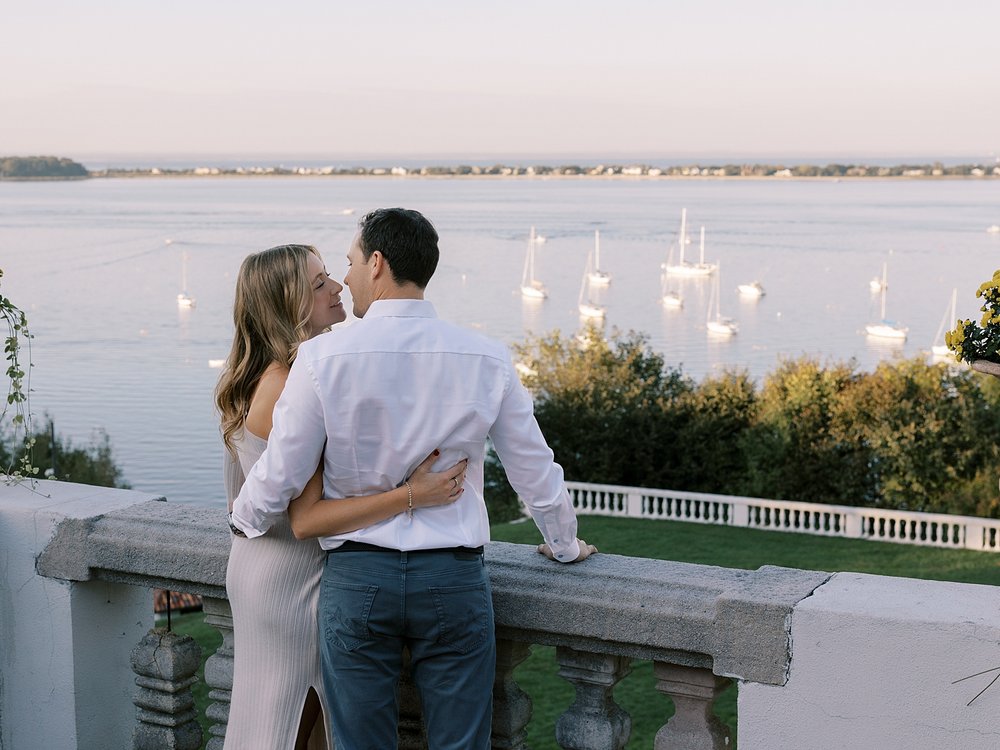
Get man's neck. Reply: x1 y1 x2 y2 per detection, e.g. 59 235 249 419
371 285 424 303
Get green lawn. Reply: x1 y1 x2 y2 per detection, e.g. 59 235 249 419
493 515 1000 586
170 611 222 748
175 516 1000 749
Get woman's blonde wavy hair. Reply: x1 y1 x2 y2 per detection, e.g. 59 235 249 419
215 244 321 455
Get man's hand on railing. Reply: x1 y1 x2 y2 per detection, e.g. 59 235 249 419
536 537 598 563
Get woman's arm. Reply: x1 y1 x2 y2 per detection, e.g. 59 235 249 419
246 363 466 540
288 452 468 539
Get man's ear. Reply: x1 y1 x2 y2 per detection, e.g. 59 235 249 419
369 250 385 279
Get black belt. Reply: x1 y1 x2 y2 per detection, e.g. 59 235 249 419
327 540 484 555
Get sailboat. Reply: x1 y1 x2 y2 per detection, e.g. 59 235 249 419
664 210 716 277
737 281 766 298
578 250 606 319
661 289 683 308
177 250 196 308
930 288 958 357
706 263 738 336
660 265 683 308
588 230 612 286
520 227 547 299
865 262 907 339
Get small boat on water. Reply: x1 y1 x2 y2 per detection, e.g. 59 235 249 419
663 210 717 277
578 249 606 319
865 262 907 340
588 230 611 286
737 281 765 298
177 250 196 308
930 288 958 358
660 253 683 308
520 227 547 299
661 290 683 308
706 263 738 336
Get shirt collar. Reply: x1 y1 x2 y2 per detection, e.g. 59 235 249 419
362 299 438 320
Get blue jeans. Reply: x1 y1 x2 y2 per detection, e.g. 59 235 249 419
319 547 496 750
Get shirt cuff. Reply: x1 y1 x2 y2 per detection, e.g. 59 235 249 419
550 536 581 563
229 503 267 539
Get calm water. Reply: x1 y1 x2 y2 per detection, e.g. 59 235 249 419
2 176 999 506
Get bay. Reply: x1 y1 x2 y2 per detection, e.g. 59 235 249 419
2 176 999 506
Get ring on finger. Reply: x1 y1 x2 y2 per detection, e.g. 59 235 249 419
452 477 458 489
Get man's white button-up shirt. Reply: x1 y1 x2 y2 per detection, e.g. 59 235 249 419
231 299 581 562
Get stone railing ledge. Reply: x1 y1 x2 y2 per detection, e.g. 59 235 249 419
38 497 229 599
2 474 164 516
485 541 830 684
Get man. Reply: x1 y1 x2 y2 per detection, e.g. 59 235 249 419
231 208 595 749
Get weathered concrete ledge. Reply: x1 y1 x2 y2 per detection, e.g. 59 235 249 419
38 498 229 599
37 494 828 686
486 542 829 684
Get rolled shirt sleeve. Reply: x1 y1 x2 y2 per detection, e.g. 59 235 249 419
489 356 581 563
230 352 327 537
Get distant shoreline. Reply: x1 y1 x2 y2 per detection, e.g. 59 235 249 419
83 160 1000 180
3 154 999 181
83 171 1000 182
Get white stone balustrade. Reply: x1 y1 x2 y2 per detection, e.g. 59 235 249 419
567 480 1000 551
5 478 1000 749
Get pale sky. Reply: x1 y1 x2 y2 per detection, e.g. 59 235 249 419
2 0 998 159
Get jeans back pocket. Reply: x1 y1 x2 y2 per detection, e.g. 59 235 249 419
321 580 379 652
429 582 492 655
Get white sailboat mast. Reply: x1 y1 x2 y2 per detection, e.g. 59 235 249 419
699 226 705 265
679 209 687 265
594 230 601 270
880 263 888 320
707 264 719 323
529 227 538 284
933 288 958 345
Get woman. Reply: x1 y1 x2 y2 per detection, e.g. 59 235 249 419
216 244 466 749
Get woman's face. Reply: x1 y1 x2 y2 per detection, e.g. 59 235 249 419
306 251 346 336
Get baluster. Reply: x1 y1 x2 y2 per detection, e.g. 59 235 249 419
492 639 533 750
201 596 234 749
653 662 731 750
554 646 631 750
131 628 202 750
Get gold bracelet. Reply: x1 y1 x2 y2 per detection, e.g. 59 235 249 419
404 479 413 519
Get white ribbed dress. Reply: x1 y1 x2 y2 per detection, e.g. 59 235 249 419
224 429 331 749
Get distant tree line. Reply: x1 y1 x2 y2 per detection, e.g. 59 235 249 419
0 156 88 180
485 330 1000 522
95 161 1000 179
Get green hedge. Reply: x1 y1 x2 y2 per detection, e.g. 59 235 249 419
486 330 1000 518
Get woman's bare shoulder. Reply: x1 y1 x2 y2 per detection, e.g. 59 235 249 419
244 363 290 439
